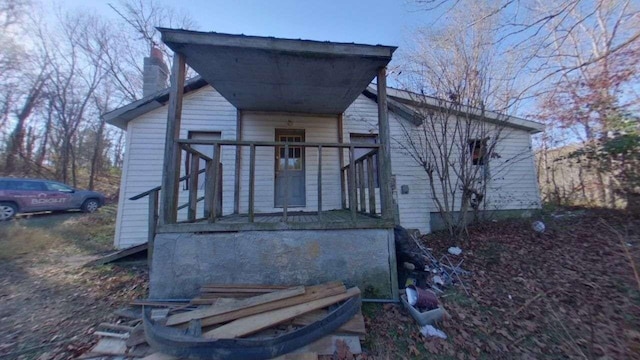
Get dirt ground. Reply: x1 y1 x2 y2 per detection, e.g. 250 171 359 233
1 207 639 359
0 209 147 360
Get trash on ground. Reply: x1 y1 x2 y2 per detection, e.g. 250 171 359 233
447 246 462 255
532 221 546 233
420 324 447 339
78 281 366 360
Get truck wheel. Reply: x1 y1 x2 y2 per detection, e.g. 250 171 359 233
0 202 17 221
81 199 100 213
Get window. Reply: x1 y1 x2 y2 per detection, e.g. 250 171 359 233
14 181 46 191
350 133 379 188
469 139 488 166
45 182 74 192
184 131 222 190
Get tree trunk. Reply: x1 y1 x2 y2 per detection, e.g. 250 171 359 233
88 120 106 190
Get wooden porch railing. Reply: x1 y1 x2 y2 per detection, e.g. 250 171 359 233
341 148 379 219
176 139 383 224
129 139 391 237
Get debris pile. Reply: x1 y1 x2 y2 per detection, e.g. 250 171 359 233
80 281 365 360
396 227 470 295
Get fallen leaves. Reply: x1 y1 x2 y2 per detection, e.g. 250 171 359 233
364 208 640 359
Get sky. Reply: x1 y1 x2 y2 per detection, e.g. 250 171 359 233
58 0 434 48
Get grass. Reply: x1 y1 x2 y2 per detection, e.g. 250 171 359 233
0 205 117 260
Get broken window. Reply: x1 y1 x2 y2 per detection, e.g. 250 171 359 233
469 139 488 166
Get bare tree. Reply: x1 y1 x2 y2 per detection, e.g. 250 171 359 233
396 0 535 239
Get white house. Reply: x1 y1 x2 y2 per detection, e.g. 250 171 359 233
106 82 543 250
104 29 543 299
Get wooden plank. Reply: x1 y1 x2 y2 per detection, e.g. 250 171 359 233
317 145 322 221
376 67 394 221
348 147 357 221
178 139 380 149
366 155 376 215
98 323 135 332
188 153 200 221
126 324 146 347
210 143 221 222
282 143 289 222
233 109 242 214
160 52 186 224
357 161 366 212
272 353 318 360
141 353 176 360
197 283 346 328
337 114 346 209
148 190 158 270
166 286 306 326
204 159 214 219
249 144 256 222
291 311 366 335
202 287 360 339
291 335 362 356
93 331 129 339
90 338 127 355
84 243 148 267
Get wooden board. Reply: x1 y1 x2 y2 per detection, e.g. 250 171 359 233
166 286 306 326
90 338 127 355
271 352 318 360
291 311 366 335
84 243 148 267
141 353 177 360
291 335 362 355
126 323 147 347
202 287 360 339
197 283 346 328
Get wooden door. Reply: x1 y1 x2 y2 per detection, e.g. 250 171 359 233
275 130 305 207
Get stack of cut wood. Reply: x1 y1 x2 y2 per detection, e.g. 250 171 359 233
81 281 365 360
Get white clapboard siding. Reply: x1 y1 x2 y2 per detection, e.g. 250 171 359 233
114 86 237 248
237 112 342 214
344 94 542 233
344 95 431 233
114 89 542 248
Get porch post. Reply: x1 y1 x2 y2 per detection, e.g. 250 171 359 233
377 67 394 221
160 52 186 225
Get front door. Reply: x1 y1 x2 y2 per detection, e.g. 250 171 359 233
275 130 305 207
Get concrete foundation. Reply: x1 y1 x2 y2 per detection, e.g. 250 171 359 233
150 228 396 299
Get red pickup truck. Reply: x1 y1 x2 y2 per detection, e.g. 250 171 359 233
0 178 105 220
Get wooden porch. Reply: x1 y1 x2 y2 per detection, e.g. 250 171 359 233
134 29 397 238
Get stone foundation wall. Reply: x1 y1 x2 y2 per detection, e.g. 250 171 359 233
150 228 396 299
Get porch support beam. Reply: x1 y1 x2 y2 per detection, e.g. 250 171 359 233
233 110 242 214
160 52 186 225
377 67 394 221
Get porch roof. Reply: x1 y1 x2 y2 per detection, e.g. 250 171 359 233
158 28 396 115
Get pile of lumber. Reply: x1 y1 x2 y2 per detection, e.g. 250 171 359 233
80 281 365 360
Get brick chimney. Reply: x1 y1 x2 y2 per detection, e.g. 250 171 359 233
142 47 169 97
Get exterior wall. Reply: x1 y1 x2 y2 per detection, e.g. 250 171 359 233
113 89 542 248
114 86 237 248
344 95 432 233
150 228 396 299
343 94 542 234
237 112 342 213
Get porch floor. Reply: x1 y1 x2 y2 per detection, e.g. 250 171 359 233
214 209 377 224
